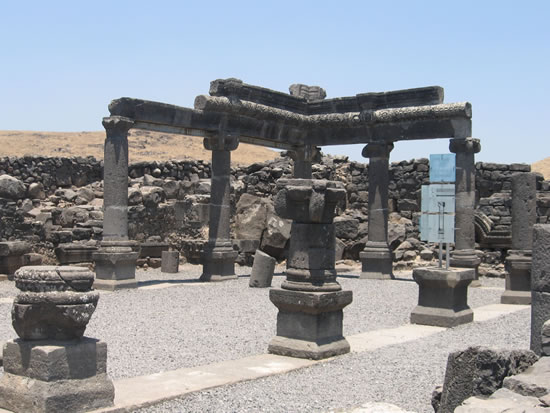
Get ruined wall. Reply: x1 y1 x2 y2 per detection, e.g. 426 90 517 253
1 154 549 271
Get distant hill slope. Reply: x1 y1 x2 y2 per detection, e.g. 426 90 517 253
0 130 280 165
531 158 550 179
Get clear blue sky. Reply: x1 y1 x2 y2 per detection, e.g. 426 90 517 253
1 1 548 164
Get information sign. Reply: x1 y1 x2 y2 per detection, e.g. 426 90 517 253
429 154 456 183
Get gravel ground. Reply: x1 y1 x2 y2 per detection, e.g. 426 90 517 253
0 264 523 412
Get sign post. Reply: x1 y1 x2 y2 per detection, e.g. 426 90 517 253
420 154 456 268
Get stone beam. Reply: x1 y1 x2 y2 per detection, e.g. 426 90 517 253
110 97 471 148
210 78 444 114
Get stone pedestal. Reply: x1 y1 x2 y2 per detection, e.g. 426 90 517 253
502 251 532 304
93 240 139 290
0 338 114 413
161 250 180 273
250 250 276 288
449 138 481 279
502 173 536 305
55 243 98 265
530 225 550 355
360 143 394 280
0 265 114 413
268 179 352 360
200 134 239 282
411 266 475 327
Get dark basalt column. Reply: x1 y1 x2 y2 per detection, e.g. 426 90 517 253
502 173 537 304
531 225 550 355
200 133 239 281
449 138 481 280
268 179 353 360
360 142 394 280
0 266 114 413
93 116 139 291
288 145 321 179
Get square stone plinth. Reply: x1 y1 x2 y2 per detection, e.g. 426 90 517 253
501 254 532 305
93 250 139 290
411 266 475 328
268 288 353 360
0 338 114 413
360 246 393 280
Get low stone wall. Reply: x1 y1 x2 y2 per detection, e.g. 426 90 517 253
1 154 548 272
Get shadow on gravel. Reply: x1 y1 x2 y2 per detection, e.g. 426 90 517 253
137 279 206 287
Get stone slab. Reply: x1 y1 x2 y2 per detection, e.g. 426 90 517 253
455 388 547 413
93 279 138 291
503 356 550 398
501 289 531 305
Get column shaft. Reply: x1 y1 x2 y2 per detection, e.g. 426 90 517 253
360 142 394 280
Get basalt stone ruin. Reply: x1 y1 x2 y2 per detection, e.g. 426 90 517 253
0 265 114 413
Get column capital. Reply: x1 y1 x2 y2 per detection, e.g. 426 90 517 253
362 142 394 159
287 145 321 163
449 137 481 154
102 116 134 137
203 133 239 151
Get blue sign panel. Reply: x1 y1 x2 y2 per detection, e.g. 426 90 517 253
420 183 456 243
430 154 456 183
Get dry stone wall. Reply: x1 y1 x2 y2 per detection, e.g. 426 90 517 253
1 154 549 272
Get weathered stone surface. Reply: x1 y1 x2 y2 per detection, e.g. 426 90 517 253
27 182 45 199
12 266 99 340
235 194 271 240
411 267 475 328
249 250 276 288
455 388 547 413
0 338 114 413
334 216 359 240
531 224 550 293
438 346 538 413
0 175 26 199
55 243 97 264
531 291 550 356
141 186 166 208
339 402 417 413
541 320 550 357
0 241 31 257
511 173 537 250
161 250 179 273
260 213 292 258
503 356 550 398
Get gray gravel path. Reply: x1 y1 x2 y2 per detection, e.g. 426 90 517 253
0 264 519 412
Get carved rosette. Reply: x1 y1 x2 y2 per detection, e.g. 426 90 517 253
449 137 481 154
362 142 394 159
12 266 99 340
203 133 239 152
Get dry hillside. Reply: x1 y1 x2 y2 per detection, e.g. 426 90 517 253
0 130 280 165
531 157 550 180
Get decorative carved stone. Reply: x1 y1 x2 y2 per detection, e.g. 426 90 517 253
269 178 352 360
0 265 114 413
288 84 327 101
12 266 98 340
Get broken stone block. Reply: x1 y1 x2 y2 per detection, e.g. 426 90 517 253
161 251 179 273
0 241 31 278
503 356 550 398
437 346 538 413
455 388 547 413
55 243 98 265
250 250 276 288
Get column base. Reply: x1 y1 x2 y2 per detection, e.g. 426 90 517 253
360 243 393 280
268 288 352 360
0 338 114 413
200 246 238 282
450 249 481 286
411 266 475 328
92 241 139 291
501 251 532 305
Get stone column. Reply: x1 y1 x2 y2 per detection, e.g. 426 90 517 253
268 179 352 360
502 173 537 304
531 225 550 355
449 138 481 277
288 145 321 179
0 266 114 412
200 133 239 281
93 116 139 290
360 142 394 279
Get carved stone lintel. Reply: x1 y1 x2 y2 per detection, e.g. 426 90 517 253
362 142 394 159
102 116 134 138
449 137 481 154
203 133 239 152
289 84 327 102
